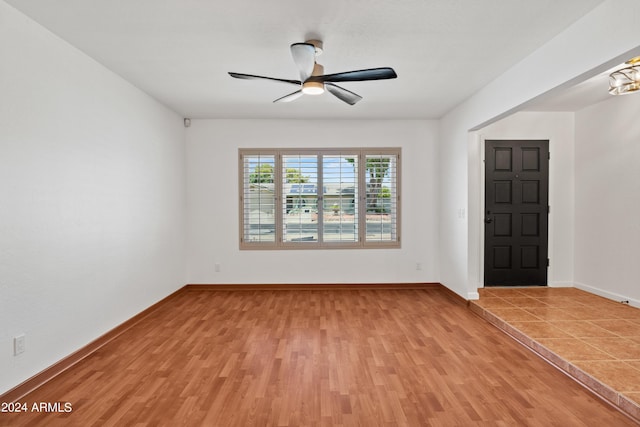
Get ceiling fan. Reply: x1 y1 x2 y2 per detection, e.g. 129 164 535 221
228 40 397 105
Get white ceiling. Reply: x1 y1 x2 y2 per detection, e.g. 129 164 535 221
6 0 608 119
523 70 612 112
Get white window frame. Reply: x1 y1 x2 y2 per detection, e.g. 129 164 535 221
239 148 401 249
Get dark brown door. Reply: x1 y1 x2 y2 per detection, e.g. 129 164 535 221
484 140 549 286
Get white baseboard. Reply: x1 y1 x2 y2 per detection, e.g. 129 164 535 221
548 281 575 288
574 282 640 309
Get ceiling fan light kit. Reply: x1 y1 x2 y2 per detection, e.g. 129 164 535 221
609 56 640 95
302 63 325 95
302 81 324 95
228 39 397 105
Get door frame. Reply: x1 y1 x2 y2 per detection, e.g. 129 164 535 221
478 136 554 288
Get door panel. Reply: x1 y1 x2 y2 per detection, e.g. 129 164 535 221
485 140 549 286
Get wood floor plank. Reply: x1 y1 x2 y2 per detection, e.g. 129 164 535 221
1 288 637 426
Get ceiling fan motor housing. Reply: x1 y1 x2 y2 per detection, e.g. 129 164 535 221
306 39 323 56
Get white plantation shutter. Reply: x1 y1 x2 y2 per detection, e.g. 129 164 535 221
323 154 359 243
239 148 400 249
282 154 318 243
364 152 399 244
240 153 276 243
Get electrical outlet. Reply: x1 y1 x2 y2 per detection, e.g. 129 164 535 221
13 335 25 356
416 262 422 271
214 263 221 273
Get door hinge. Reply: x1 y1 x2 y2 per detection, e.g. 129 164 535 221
547 258 550 267
547 206 550 214
548 152 551 160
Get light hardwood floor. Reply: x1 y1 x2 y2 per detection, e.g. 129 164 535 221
1 287 637 426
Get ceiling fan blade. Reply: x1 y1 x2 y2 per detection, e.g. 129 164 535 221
290 43 316 81
308 67 397 83
325 83 362 105
228 72 301 86
273 90 304 103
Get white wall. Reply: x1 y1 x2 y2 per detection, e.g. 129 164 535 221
186 119 439 284
0 2 186 394
438 115 470 296
574 95 640 307
439 0 640 299
471 112 575 288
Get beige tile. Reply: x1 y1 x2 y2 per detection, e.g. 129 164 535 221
478 288 497 297
594 309 633 320
550 321 617 338
581 337 640 360
629 337 640 346
518 287 583 297
573 360 640 392
481 288 529 297
473 297 516 309
486 308 542 322
596 306 640 319
615 306 640 321
535 338 612 361
523 307 579 321
588 319 640 337
534 297 588 308
509 321 572 339
558 306 616 321
478 286 640 421
573 295 620 306
501 297 550 308
627 361 640 370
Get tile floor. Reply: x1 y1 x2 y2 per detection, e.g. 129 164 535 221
469 287 640 422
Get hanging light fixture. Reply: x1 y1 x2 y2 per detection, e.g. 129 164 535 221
609 56 640 95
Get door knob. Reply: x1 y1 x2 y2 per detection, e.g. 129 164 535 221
485 211 492 224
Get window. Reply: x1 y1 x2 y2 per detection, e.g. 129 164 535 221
240 148 400 249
